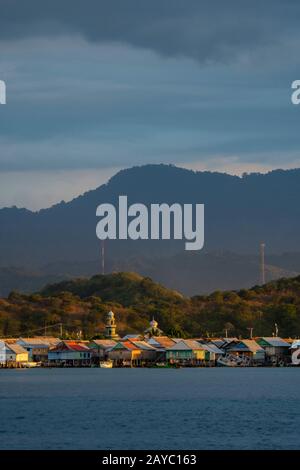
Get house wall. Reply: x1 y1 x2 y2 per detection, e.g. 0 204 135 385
264 346 288 357
91 347 112 359
205 351 215 361
139 350 157 361
193 350 206 360
166 350 192 360
48 351 91 361
108 349 141 361
15 352 28 362
166 349 206 361
17 343 49 361
4 352 16 362
0 346 28 364
252 350 265 361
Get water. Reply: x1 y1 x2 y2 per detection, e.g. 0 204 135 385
0 368 299 450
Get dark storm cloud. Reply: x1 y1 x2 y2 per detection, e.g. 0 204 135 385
1 0 300 208
1 0 300 63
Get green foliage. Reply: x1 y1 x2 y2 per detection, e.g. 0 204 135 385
1 273 300 339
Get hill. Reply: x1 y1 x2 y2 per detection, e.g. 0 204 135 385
0 251 297 297
1 164 300 294
41 271 183 306
1 164 300 265
1 272 300 339
110 251 298 296
0 267 70 297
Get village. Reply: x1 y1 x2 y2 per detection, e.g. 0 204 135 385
1 310 300 369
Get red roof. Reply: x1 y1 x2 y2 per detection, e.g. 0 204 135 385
120 341 140 351
67 343 89 352
51 341 90 352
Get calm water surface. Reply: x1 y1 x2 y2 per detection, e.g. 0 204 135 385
0 368 299 450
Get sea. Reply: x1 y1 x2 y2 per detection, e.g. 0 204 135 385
0 368 299 450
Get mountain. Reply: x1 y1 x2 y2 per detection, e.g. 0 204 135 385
0 251 298 297
1 272 300 339
41 271 183 306
116 251 299 296
1 164 300 293
0 267 69 297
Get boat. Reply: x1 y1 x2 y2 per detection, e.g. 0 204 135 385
99 360 113 368
217 354 239 367
217 354 251 367
24 361 42 368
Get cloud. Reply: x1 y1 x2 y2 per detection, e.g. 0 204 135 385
0 168 119 210
1 0 300 64
0 35 299 174
1 1 300 208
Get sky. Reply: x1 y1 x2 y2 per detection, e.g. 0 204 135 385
1 0 300 209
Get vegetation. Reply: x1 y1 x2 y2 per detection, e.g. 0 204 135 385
1 272 300 339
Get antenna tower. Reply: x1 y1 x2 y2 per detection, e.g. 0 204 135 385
101 240 105 275
260 242 266 285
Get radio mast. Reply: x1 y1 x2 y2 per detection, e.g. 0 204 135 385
260 242 266 285
101 240 105 275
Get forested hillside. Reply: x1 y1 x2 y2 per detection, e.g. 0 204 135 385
1 272 300 339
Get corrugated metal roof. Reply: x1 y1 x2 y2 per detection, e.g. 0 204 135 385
111 341 141 351
122 341 141 351
91 340 117 348
200 343 224 355
184 339 206 350
259 337 290 347
18 339 49 348
167 341 190 351
1 338 18 344
6 343 28 355
222 337 239 343
18 337 60 347
211 339 227 349
167 340 205 351
65 341 90 352
240 340 264 352
130 340 156 350
147 336 177 348
33 336 60 345
227 340 264 353
122 334 141 340
68 344 90 352
51 341 90 352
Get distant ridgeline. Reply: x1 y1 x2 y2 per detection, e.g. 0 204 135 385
1 272 300 339
0 165 300 294
1 165 300 262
